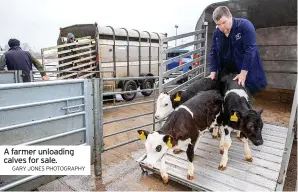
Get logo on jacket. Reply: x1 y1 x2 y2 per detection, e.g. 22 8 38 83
235 33 241 41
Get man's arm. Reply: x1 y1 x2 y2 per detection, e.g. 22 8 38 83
27 52 47 77
241 19 258 71
0 54 6 70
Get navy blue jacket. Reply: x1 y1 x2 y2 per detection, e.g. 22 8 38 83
209 18 267 95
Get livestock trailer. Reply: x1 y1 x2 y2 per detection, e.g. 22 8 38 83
40 24 168 101
137 0 297 191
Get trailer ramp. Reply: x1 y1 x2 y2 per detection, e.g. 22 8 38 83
137 123 288 191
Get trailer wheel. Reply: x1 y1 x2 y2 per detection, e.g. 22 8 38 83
121 80 137 101
141 79 154 96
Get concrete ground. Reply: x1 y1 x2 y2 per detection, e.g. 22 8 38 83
37 88 297 191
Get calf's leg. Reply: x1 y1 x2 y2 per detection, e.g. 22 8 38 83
239 133 253 162
160 156 169 184
219 126 232 170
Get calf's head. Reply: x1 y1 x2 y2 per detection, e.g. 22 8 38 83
232 109 264 146
137 130 174 168
154 91 183 120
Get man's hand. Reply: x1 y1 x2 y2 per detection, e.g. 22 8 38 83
42 75 49 81
233 70 248 87
208 72 216 80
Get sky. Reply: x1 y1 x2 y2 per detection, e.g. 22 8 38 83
0 0 224 51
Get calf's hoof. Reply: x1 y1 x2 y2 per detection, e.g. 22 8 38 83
173 149 182 154
218 164 227 171
161 175 169 184
220 149 224 154
187 174 194 180
212 135 218 139
237 136 242 141
245 157 253 162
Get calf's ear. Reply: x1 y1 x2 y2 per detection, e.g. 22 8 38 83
163 134 174 148
257 108 264 116
137 130 150 140
171 91 183 102
230 110 242 122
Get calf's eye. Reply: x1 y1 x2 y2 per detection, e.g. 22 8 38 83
156 145 162 152
165 104 168 106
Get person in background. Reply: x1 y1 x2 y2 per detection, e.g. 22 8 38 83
0 38 48 82
208 6 267 95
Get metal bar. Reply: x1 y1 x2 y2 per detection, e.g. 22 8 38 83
57 50 96 62
103 76 158 81
132 29 141 75
277 83 297 185
58 55 95 68
0 175 40 191
33 70 112 74
106 26 117 77
144 31 152 73
153 32 161 77
158 38 164 94
168 73 204 94
103 122 153 138
41 38 93 51
103 138 139 152
162 47 205 66
121 28 130 76
0 112 85 133
103 112 153 125
93 78 103 176
203 22 209 77
163 65 204 88
95 23 102 78
163 29 206 42
152 83 157 131
58 44 95 55
0 96 84 111
163 39 205 54
0 79 84 89
103 100 154 110
102 88 158 96
163 56 205 77
18 128 86 146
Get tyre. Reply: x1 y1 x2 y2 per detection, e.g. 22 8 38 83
141 79 154 96
121 80 137 101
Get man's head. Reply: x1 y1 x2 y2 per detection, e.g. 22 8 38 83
67 33 75 43
8 39 20 48
213 6 233 35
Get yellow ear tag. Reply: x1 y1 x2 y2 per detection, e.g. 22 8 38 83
174 93 181 102
139 131 146 140
230 112 238 122
167 137 173 148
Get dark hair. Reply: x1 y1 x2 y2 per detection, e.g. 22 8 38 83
212 6 232 21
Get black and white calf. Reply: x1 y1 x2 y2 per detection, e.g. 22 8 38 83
138 90 223 183
218 74 264 170
154 77 220 137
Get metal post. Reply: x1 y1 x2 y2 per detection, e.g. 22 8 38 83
175 25 178 46
106 26 116 77
152 82 156 131
158 39 164 94
277 83 297 185
95 23 102 78
203 22 208 77
93 78 102 176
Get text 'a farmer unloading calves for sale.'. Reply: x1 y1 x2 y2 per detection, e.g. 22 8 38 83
0 146 91 175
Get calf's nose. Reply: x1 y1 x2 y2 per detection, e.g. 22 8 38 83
155 115 160 120
256 139 263 146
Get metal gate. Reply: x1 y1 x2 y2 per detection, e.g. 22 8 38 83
94 23 209 176
0 71 24 84
0 79 95 191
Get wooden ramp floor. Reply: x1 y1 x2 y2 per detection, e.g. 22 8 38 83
138 123 288 191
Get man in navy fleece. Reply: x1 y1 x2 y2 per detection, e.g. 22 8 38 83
208 6 267 95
